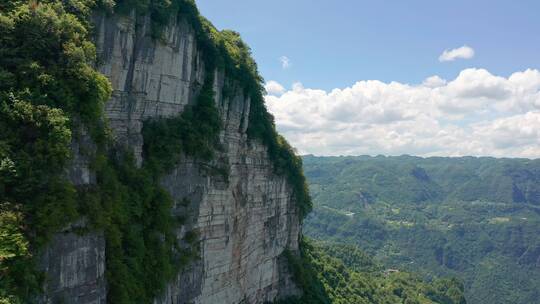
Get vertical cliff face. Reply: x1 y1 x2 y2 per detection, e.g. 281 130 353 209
38 9 301 304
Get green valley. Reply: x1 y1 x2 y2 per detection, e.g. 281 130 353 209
278 239 467 304
303 155 540 304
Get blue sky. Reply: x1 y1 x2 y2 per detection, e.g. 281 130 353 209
197 0 539 90
196 1 540 158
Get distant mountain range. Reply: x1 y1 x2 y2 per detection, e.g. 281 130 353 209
303 155 540 209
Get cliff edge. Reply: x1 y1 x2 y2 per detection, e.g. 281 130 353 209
0 1 307 303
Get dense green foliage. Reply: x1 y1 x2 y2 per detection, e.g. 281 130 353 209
0 0 111 130
279 239 466 304
0 206 28 262
0 204 31 304
0 2 109 300
302 155 540 304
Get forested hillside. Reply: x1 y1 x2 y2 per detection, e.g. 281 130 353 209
303 155 540 304
279 239 466 304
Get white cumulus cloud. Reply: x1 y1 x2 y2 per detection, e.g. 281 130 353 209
265 80 286 96
279 56 291 69
422 75 447 88
265 68 540 158
439 45 475 62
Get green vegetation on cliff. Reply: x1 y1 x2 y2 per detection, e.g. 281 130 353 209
0 2 109 300
279 239 466 304
302 155 540 304
0 0 310 303
111 0 312 218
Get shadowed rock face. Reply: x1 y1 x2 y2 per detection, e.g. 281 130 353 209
38 10 301 304
38 228 106 304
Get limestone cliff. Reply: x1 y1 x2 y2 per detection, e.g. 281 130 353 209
38 9 301 304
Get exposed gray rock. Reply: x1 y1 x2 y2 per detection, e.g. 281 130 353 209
94 11 205 165
39 9 301 304
38 227 106 304
38 127 104 304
